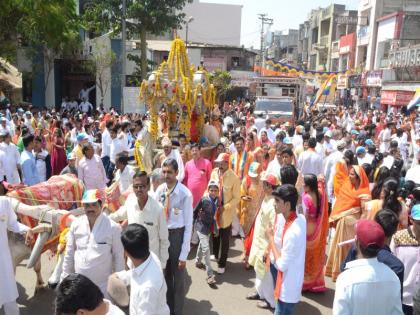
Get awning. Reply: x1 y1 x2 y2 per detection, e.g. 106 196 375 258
381 82 420 92
146 40 172 52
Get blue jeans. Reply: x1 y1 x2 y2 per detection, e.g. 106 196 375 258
270 263 296 315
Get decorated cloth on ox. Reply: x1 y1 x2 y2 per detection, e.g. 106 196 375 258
6 174 131 253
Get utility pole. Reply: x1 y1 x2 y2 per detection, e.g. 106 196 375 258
121 0 126 113
258 13 273 75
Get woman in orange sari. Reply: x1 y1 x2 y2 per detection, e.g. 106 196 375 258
240 162 265 268
326 165 371 281
302 174 329 292
332 150 354 198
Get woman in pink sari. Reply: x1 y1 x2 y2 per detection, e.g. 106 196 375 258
302 174 329 292
51 128 67 175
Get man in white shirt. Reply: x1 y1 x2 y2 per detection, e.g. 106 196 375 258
266 146 283 181
56 273 124 315
110 126 128 180
297 137 323 176
112 224 170 315
33 136 51 182
323 130 337 156
79 98 93 114
0 197 34 315
155 158 193 315
0 132 20 184
324 140 345 203
158 137 185 182
61 189 125 295
253 113 266 133
333 220 403 315
405 151 420 185
110 171 169 267
266 184 306 314
379 122 393 153
113 153 135 193
101 120 113 179
79 84 96 102
0 117 11 135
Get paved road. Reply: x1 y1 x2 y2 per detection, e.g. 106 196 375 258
2 238 334 315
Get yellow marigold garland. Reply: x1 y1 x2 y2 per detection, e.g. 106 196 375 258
133 139 145 171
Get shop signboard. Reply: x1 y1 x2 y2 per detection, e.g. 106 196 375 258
348 75 361 88
336 74 348 89
380 90 415 106
366 70 382 87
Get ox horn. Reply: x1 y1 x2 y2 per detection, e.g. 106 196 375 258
26 230 50 269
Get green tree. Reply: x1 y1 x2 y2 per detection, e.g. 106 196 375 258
209 70 232 104
17 0 81 95
82 0 192 80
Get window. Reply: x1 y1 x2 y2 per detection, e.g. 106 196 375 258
231 57 240 68
282 89 289 96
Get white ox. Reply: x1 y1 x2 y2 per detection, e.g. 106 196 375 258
7 197 82 290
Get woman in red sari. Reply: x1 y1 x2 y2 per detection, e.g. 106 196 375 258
51 128 67 175
302 174 329 292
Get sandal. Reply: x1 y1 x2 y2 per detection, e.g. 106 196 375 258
207 275 216 285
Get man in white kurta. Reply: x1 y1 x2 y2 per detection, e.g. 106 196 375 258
109 172 169 268
0 133 21 184
159 137 185 182
0 197 32 315
61 189 125 295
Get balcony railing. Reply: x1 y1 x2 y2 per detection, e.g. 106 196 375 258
389 44 420 68
320 36 329 47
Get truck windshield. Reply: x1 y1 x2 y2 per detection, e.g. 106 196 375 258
255 100 293 112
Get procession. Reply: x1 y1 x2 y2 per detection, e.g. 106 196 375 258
1 0 420 315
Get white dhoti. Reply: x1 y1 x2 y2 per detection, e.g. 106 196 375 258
255 271 275 308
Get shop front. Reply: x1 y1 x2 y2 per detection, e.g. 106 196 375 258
380 89 415 114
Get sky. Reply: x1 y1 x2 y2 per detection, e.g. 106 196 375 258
203 0 359 48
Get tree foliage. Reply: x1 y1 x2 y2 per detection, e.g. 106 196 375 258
209 70 232 103
0 0 81 97
82 0 192 80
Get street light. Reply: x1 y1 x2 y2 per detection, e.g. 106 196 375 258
185 16 194 47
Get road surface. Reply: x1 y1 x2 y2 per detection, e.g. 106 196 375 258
2 237 334 315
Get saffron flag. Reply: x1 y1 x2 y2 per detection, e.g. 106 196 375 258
407 87 420 111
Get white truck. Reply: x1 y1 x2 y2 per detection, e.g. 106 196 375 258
253 76 306 124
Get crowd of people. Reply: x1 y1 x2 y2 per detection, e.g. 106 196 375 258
0 96 419 315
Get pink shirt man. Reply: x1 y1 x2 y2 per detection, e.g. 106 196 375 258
183 156 212 207
78 154 108 190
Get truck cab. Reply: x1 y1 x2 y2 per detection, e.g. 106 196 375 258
254 97 294 124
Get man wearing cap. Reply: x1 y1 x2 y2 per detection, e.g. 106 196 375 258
193 180 220 285
155 158 193 315
391 204 420 314
60 152 78 176
0 131 20 184
23 111 35 135
61 189 125 295
72 133 89 167
356 146 369 165
211 152 241 274
109 171 169 268
0 117 11 135
157 137 185 182
334 219 403 315
247 172 279 310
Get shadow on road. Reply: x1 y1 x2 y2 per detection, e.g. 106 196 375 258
295 301 324 315
302 288 335 309
184 298 219 315
17 283 55 315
